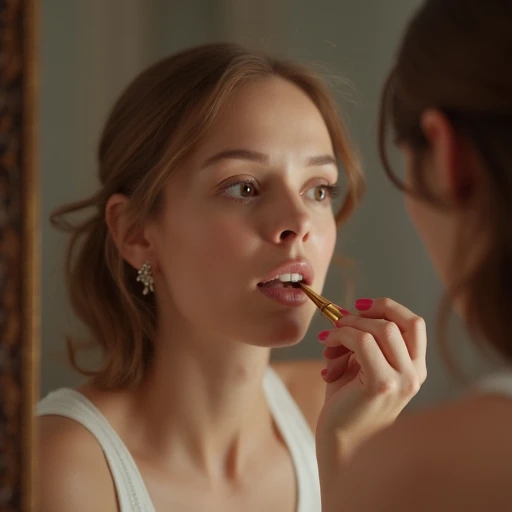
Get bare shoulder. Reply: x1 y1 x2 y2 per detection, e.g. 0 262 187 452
271 359 325 431
336 393 512 511
38 414 118 512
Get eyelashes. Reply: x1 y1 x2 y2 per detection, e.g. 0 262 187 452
323 184 341 199
219 179 341 205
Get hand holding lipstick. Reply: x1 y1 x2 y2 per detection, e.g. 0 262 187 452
314 297 427 484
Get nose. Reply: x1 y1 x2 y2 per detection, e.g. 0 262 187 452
265 193 312 245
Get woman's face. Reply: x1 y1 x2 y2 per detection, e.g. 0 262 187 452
401 146 457 287
148 77 338 347
399 111 479 296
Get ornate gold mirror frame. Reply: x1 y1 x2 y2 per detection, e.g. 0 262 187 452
0 0 39 510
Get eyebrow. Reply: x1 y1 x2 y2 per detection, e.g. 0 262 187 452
201 149 268 169
305 154 337 167
200 149 337 169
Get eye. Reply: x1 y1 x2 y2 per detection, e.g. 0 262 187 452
313 186 327 201
306 184 338 202
223 180 258 199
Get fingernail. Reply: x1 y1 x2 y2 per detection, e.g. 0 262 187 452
317 330 330 341
321 368 328 377
355 298 373 311
337 306 351 316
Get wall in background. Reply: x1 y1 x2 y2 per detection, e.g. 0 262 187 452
41 1 490 406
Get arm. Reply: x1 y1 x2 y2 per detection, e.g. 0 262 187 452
38 416 118 512
322 394 512 512
315 298 428 504
321 423 424 512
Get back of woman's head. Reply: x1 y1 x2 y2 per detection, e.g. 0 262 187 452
52 42 364 389
379 0 512 363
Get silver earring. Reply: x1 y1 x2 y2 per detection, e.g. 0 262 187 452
136 262 154 295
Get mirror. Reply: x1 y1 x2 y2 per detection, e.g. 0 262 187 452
0 0 38 510
4 1 492 509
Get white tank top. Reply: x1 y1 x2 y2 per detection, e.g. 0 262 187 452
476 370 512 398
37 367 321 512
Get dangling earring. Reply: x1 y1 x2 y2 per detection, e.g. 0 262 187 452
136 262 154 295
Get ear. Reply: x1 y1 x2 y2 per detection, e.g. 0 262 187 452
420 109 474 204
105 194 155 271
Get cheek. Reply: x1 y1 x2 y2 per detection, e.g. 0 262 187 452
161 213 256 286
194 216 255 257
405 195 439 243
154 212 259 336
405 195 453 281
404 195 421 231
312 216 337 274
405 195 437 250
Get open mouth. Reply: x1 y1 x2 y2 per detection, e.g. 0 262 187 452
257 273 304 289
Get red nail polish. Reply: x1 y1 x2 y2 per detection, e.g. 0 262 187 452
321 368 328 377
337 306 351 316
355 298 373 311
317 330 330 341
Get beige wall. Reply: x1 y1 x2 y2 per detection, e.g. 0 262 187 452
41 0 491 405
41 0 153 393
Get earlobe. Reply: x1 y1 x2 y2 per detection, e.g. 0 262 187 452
105 193 154 270
420 109 473 204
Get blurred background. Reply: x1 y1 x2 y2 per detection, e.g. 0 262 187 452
40 0 494 407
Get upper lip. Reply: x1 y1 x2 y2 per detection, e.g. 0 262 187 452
258 259 314 286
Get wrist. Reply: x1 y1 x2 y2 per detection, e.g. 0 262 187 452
316 431 351 512
316 423 355 470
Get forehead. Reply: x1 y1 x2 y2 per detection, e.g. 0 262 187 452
192 76 334 161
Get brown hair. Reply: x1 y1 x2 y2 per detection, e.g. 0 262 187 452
52 43 365 389
379 0 512 365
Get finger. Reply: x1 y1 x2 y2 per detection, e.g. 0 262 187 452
335 315 413 373
319 329 344 347
323 352 353 384
323 345 350 360
322 326 393 389
354 297 427 363
335 304 352 316
323 354 361 403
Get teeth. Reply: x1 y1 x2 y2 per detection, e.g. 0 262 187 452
277 273 304 283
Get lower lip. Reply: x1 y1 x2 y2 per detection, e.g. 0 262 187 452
257 284 308 307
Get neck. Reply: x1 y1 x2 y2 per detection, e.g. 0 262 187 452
131 316 273 479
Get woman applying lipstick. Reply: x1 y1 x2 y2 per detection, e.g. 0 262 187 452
317 1 512 510
37 43 427 512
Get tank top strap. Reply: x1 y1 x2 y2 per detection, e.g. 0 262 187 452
475 370 512 399
37 388 155 512
263 367 321 512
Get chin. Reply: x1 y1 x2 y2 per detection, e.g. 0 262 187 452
247 318 309 348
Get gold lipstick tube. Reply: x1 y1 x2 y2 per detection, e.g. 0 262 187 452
295 282 345 326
